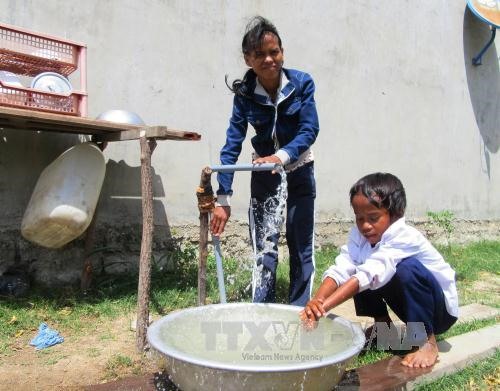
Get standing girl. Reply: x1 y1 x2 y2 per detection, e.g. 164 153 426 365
210 16 320 306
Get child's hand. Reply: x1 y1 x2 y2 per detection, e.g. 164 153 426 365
299 298 326 322
300 317 318 331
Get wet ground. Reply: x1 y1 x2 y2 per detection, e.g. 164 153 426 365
85 371 179 391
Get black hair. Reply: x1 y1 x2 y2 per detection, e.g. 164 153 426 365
349 173 407 219
241 16 282 55
226 16 282 97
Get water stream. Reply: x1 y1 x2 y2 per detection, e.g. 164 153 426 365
250 169 288 298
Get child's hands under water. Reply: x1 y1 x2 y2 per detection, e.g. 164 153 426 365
299 298 326 330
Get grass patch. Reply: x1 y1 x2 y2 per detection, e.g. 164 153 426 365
437 317 499 341
350 349 392 368
438 241 500 281
0 288 136 356
104 353 135 380
438 241 500 308
106 353 133 369
42 353 69 366
414 349 500 390
87 347 101 358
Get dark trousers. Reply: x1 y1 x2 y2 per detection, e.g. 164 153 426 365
249 162 316 306
354 257 457 340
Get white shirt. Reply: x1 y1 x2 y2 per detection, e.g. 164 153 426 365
323 217 459 317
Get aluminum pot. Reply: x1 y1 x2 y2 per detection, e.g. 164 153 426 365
96 109 145 125
147 303 365 391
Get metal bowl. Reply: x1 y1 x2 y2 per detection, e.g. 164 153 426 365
147 303 365 391
0 70 23 87
96 109 145 125
31 72 72 93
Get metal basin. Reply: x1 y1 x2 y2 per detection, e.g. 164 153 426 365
147 303 365 390
95 109 145 125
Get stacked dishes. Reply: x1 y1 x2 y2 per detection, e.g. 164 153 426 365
30 72 73 110
0 70 25 105
0 70 23 88
0 69 73 110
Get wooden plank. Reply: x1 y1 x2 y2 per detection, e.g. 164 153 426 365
92 126 202 142
0 106 202 140
0 106 136 134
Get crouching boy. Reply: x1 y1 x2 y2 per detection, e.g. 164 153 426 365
300 173 458 367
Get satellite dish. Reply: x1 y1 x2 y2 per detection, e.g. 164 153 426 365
467 0 500 28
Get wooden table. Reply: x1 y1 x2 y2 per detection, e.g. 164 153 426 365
0 106 201 351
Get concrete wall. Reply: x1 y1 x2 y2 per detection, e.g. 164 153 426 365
0 1 499 283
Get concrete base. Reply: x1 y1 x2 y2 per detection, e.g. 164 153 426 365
334 303 499 390
341 323 500 390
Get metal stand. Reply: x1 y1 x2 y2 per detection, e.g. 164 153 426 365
472 26 497 66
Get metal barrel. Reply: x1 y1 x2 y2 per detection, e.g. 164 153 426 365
209 163 279 173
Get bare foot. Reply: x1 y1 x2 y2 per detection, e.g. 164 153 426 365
401 335 438 368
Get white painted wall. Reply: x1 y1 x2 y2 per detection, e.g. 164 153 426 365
1 0 499 231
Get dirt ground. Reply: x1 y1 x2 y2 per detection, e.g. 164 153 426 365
0 315 157 391
1 272 497 391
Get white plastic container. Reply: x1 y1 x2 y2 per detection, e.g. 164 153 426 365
21 142 106 249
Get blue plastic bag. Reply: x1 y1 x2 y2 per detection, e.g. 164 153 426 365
30 322 64 350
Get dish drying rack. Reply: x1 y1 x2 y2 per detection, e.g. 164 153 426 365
0 22 87 116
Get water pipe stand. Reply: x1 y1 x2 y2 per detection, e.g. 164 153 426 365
472 26 497 66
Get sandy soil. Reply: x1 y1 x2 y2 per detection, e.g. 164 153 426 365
0 316 156 391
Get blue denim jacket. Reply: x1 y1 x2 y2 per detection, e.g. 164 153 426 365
217 68 319 197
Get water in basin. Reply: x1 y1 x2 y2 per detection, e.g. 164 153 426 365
148 303 365 390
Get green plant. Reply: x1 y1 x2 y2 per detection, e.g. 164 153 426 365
104 354 135 380
106 354 133 369
427 210 455 249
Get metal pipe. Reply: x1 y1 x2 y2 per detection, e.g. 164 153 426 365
212 235 227 304
210 163 280 173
